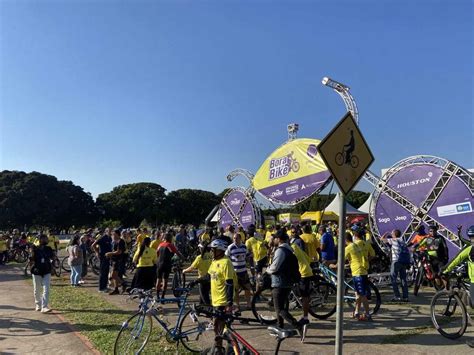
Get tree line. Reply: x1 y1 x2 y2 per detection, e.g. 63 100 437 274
0 170 369 230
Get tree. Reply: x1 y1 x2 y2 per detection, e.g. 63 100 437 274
346 190 370 209
96 183 167 227
166 189 220 225
0 170 97 229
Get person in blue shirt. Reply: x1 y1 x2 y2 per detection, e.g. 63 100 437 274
320 225 336 264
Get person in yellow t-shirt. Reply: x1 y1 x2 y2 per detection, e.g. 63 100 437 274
47 233 59 253
150 231 162 250
237 227 246 243
300 225 320 264
0 234 7 264
132 237 157 290
207 239 236 351
183 243 212 305
331 230 375 321
265 225 275 244
245 226 268 280
135 228 150 247
290 242 313 325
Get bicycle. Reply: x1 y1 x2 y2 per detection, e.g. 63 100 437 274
197 308 297 355
430 265 472 339
413 251 443 296
251 272 337 324
114 287 214 354
316 262 381 316
171 257 186 297
335 149 359 169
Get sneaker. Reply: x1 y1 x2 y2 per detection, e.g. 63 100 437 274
401 298 410 303
35 306 41 311
390 297 401 302
98 289 109 293
41 307 52 313
298 318 310 325
78 280 85 284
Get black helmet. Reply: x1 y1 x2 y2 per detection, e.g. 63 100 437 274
467 225 474 237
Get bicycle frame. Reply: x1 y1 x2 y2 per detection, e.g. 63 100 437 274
218 321 260 355
317 263 355 301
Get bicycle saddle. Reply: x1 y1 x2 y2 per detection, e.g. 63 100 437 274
267 326 297 339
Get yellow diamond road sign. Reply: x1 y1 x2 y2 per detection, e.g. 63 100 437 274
317 112 374 195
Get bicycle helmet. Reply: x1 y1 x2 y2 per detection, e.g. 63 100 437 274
209 239 228 251
467 225 474 238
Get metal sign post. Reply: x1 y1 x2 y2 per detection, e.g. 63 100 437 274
335 192 346 355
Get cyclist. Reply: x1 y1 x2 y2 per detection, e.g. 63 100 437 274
299 225 320 266
343 129 355 164
266 229 304 333
290 238 313 327
245 224 268 284
155 232 184 299
331 230 374 321
289 225 305 252
442 225 474 348
208 239 236 355
183 242 212 305
92 228 113 293
131 237 157 291
225 232 252 311
320 224 336 265
409 225 428 248
105 229 127 295
416 225 449 287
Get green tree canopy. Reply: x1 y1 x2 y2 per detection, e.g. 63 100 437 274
166 189 220 225
96 183 167 227
0 170 97 229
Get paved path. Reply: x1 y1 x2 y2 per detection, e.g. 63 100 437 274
0 265 95 355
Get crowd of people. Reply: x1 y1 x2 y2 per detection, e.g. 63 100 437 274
2 220 474 350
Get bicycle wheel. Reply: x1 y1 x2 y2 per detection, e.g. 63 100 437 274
251 286 277 324
172 271 185 297
309 281 337 319
179 309 215 353
90 255 100 275
351 155 359 169
53 259 61 277
24 262 31 277
15 250 28 263
430 290 468 339
345 279 381 315
335 152 344 166
114 312 153 355
62 256 71 273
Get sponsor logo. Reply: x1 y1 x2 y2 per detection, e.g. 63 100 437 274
230 198 241 206
396 177 431 189
270 189 283 198
242 215 253 223
437 202 473 217
301 184 306 190
268 153 296 180
378 217 391 224
307 144 318 158
395 215 407 221
285 185 299 195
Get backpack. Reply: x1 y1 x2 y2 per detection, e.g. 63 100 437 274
279 246 301 284
396 239 411 265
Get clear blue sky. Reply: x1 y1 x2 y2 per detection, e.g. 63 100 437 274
1 0 472 198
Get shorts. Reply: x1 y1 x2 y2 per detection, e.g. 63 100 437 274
255 257 268 274
352 275 370 297
298 277 312 297
112 260 125 275
157 266 171 279
431 258 444 274
237 272 251 291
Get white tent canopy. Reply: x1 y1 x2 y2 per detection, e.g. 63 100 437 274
324 195 367 216
358 194 372 214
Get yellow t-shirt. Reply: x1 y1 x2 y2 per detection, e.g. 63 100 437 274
300 233 320 262
265 231 273 244
344 240 375 276
150 239 160 250
0 240 7 252
208 256 236 307
245 237 267 262
291 244 313 278
200 232 210 243
136 233 150 246
238 231 246 243
133 246 157 267
47 235 59 249
190 252 212 278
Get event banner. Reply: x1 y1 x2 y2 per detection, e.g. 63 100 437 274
253 138 331 205
219 189 255 229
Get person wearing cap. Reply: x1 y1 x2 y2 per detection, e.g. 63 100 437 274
29 234 54 313
183 242 212 305
416 225 449 287
409 225 428 250
266 229 304 333
320 224 336 265
208 239 237 354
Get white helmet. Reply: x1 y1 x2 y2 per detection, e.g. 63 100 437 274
210 239 228 251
